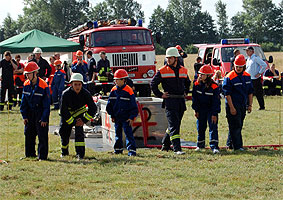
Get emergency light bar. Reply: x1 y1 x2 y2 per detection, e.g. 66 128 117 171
221 38 250 45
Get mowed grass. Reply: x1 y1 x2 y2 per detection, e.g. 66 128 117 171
0 96 282 199
0 52 282 199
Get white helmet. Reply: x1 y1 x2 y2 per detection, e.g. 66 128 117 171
70 73 84 83
165 47 180 58
33 47 43 54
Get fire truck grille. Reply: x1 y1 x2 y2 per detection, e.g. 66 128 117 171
112 53 138 66
112 66 138 73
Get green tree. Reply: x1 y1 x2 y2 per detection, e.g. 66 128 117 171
230 12 247 37
215 0 229 39
105 0 144 20
148 6 165 41
88 2 110 21
2 14 18 40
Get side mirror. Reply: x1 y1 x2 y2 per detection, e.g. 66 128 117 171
268 55 273 63
79 35 85 47
156 32 161 44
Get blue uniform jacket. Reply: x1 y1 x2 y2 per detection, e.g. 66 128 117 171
51 69 66 94
106 84 138 122
192 80 221 116
222 70 254 107
71 60 88 82
20 78 51 122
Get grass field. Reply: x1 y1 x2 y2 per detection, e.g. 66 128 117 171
0 97 282 199
0 52 282 199
156 52 283 80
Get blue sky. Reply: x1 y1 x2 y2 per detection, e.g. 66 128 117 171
1 0 281 27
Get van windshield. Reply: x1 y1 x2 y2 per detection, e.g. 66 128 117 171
91 30 152 47
221 46 266 62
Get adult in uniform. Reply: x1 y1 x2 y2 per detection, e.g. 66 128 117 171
59 73 97 159
20 62 51 160
30 47 51 80
151 47 191 155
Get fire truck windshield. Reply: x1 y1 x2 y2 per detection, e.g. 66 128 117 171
91 30 152 47
221 46 266 62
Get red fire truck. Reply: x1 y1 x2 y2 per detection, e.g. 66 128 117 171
68 19 156 96
194 38 273 77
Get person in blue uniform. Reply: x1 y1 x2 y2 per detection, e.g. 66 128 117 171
51 60 66 110
59 73 97 159
106 69 138 156
20 62 51 160
71 50 88 84
192 65 221 154
151 47 191 155
222 54 254 151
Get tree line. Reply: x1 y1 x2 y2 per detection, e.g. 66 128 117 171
1 0 282 53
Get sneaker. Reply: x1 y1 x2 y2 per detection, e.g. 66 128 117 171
174 151 185 155
76 155 84 160
213 149 220 154
239 148 245 151
195 147 204 152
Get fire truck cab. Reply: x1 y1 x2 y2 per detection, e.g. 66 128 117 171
195 38 273 77
68 19 156 96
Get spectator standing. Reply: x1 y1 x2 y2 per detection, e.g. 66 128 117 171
245 46 267 110
96 51 113 94
51 60 66 110
13 54 25 106
262 64 281 95
31 47 51 80
71 50 88 84
193 57 203 81
0 51 17 111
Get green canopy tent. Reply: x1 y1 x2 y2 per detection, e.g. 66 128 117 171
0 29 81 54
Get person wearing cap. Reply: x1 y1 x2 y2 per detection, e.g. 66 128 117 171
151 47 191 155
222 54 253 151
245 46 267 110
51 60 66 110
71 50 88 84
192 65 221 154
59 73 97 159
20 62 51 160
106 69 138 156
13 54 25 107
30 47 51 80
0 51 17 111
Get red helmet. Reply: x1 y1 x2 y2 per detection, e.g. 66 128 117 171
175 45 182 51
198 65 213 75
76 50 83 56
24 62 40 74
234 54 246 66
114 69 128 80
54 60 62 66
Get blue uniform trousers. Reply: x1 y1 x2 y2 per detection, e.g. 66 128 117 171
114 121 136 156
52 87 62 109
59 118 85 158
226 105 246 150
162 108 184 152
24 110 49 159
196 111 219 149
